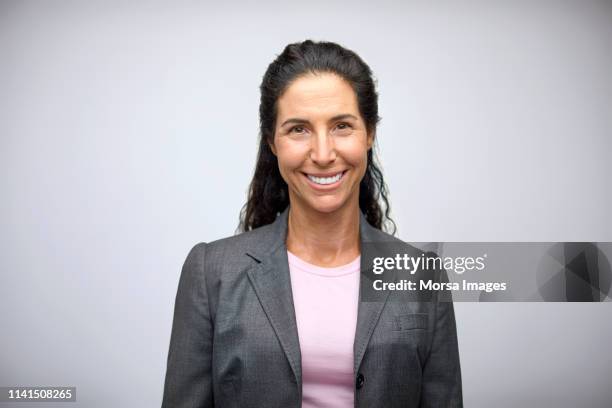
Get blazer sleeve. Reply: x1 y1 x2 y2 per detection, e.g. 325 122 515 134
162 242 214 408
419 259 463 408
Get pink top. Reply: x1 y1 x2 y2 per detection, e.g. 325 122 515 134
287 250 361 408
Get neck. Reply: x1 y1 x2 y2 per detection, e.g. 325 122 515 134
286 199 361 267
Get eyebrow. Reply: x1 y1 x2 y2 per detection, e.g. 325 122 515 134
279 113 359 128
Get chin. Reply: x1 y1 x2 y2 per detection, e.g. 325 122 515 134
307 197 348 214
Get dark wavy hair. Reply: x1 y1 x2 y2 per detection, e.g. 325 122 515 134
238 39 396 235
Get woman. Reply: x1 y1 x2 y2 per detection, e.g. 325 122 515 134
162 40 462 408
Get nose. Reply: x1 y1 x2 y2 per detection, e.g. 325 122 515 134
309 132 337 166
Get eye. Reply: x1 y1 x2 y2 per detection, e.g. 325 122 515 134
290 126 306 134
334 122 353 134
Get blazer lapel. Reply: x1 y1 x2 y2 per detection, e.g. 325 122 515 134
246 208 302 386
353 212 396 376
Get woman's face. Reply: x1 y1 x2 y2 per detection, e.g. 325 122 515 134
271 72 373 215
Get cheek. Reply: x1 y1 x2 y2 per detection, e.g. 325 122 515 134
275 139 308 175
338 138 369 170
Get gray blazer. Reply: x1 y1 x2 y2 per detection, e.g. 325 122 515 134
162 207 462 407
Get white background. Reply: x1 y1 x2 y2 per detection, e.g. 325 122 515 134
1 1 611 407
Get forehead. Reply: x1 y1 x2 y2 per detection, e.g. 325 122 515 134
276 72 359 120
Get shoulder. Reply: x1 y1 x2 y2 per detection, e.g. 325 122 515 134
362 222 425 256
206 222 277 258
378 228 444 262
183 222 278 271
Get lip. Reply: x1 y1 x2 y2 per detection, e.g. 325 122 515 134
302 170 347 191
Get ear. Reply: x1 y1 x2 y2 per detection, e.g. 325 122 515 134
366 130 375 150
268 139 277 156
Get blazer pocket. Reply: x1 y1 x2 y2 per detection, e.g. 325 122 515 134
392 313 428 331
220 378 240 408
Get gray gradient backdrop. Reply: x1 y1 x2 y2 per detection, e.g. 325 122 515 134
1 1 611 407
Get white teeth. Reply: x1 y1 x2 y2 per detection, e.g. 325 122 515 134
307 172 343 185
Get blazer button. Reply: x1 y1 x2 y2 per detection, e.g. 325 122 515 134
356 373 365 389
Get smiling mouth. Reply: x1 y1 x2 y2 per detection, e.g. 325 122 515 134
304 171 347 186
